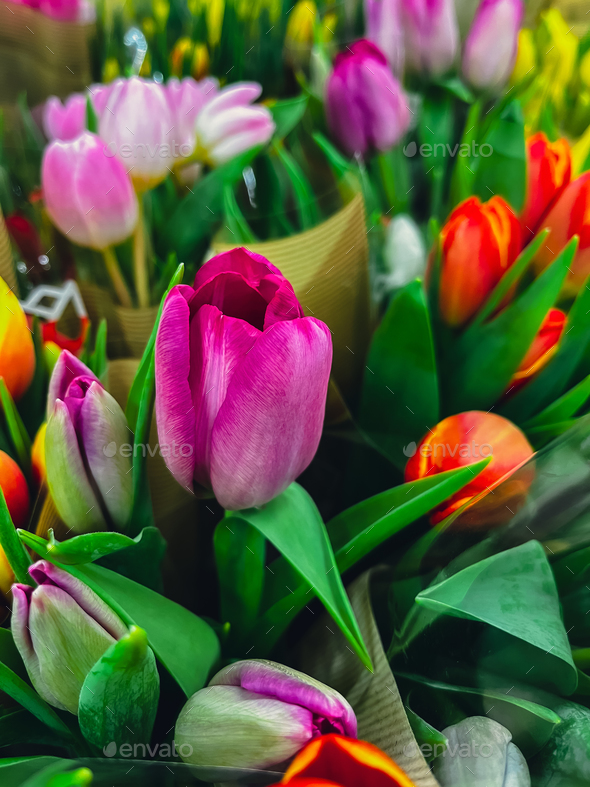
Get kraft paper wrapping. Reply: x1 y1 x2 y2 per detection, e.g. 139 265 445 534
0 3 93 106
0 207 18 295
553 0 590 35
297 569 440 787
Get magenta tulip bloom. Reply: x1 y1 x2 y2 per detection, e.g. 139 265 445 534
364 0 404 74
43 94 87 141
166 76 218 159
42 132 138 250
462 0 524 91
194 83 275 166
175 659 356 768
155 248 332 510
326 40 410 158
16 0 81 20
401 0 459 77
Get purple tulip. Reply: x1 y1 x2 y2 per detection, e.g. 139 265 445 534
41 131 138 251
175 659 357 768
165 76 218 159
155 248 332 510
194 83 275 166
45 351 133 532
12 560 128 714
364 0 404 74
462 0 524 91
401 0 459 77
325 39 410 157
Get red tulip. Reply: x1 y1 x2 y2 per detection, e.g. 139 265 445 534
506 307 566 395
533 171 590 295
273 734 417 786
5 213 43 268
0 451 29 528
521 133 571 239
438 196 521 327
405 412 533 526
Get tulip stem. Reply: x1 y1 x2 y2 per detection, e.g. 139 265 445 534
102 248 133 309
133 199 150 309
0 488 33 586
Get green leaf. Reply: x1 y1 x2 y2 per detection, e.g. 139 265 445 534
18 528 160 566
529 698 590 786
473 99 526 212
78 626 159 748
61 562 219 697
525 420 578 449
270 95 308 140
437 76 475 103
88 320 108 381
418 90 453 220
0 759 73 787
18 319 47 438
0 709 63 750
405 703 448 758
129 353 156 535
415 541 577 695
0 488 32 585
85 96 98 134
226 483 372 670
0 628 27 681
0 662 72 740
447 238 576 412
523 374 590 429
312 131 351 179
0 378 32 475
360 280 439 470
501 267 590 424
273 141 319 230
449 99 482 207
222 183 257 243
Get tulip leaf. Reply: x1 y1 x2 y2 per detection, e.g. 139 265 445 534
0 709 64 750
58 561 220 697
87 319 108 382
78 626 159 748
501 269 590 424
359 279 439 470
0 488 32 585
222 183 257 243
272 141 319 230
0 377 32 476
418 89 453 220
312 131 352 179
405 703 448 758
414 541 578 695
447 237 576 412
270 95 308 141
85 95 98 134
0 662 72 741
522 374 590 430
525 420 578 450
226 482 372 670
18 528 162 567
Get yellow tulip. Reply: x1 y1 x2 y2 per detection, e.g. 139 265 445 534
0 276 35 401
32 422 47 488
510 28 536 85
188 0 225 48
286 0 317 48
535 9 578 113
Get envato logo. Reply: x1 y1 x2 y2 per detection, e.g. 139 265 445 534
401 741 494 759
103 442 193 459
402 441 493 459
103 741 191 759
403 140 493 158
103 141 192 161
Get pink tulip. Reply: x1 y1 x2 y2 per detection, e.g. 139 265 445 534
155 248 332 510
325 40 410 157
165 76 218 158
462 0 524 91
401 0 459 77
41 131 138 250
99 77 176 191
43 95 86 141
15 0 80 21
364 0 404 74
194 83 275 167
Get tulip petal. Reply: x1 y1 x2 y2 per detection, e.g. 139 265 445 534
197 83 262 123
79 383 133 529
264 279 304 328
47 350 98 419
155 286 197 491
209 120 276 165
210 318 332 509
191 271 271 331
45 400 107 532
194 247 284 290
189 305 259 489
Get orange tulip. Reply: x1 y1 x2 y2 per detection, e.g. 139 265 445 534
0 450 30 529
0 276 35 400
273 735 416 787
533 171 590 295
439 196 521 327
405 412 533 525
506 307 566 395
520 133 571 240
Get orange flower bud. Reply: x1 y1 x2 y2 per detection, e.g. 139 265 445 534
405 412 533 526
520 133 571 240
533 171 590 296
439 196 521 327
0 450 29 529
0 276 35 400
32 422 47 488
278 734 417 787
506 307 566 395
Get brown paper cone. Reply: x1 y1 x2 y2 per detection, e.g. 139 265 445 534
0 208 18 295
0 3 93 106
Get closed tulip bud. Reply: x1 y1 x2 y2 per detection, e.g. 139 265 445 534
155 247 332 510
99 77 175 191
534 172 590 295
11 561 128 714
285 1 316 57
401 0 459 77
0 450 29 528
175 660 356 769
506 308 566 395
405 412 534 525
521 133 571 239
438 196 521 327
462 0 523 92
45 353 132 532
42 132 138 251
326 40 410 158
194 83 275 167
364 0 405 74
43 94 87 141
0 275 35 401
165 77 218 159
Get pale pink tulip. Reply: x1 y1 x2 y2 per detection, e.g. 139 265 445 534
462 0 524 91
166 76 218 158
402 0 459 76
364 0 404 74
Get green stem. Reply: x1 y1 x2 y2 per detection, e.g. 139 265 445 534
102 247 133 309
133 198 150 308
449 98 482 208
0 489 33 586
